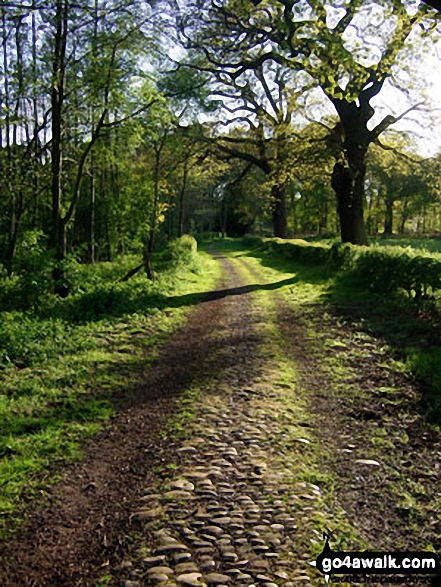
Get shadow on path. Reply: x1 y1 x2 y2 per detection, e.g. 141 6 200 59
65 276 298 323
167 276 298 307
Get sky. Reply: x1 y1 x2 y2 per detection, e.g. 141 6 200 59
303 32 441 158
370 33 441 157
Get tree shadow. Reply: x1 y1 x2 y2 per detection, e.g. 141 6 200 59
166 276 298 307
64 276 299 323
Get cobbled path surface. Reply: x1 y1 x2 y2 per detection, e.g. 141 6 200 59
117 255 324 587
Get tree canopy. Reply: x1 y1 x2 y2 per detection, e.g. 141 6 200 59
0 0 441 292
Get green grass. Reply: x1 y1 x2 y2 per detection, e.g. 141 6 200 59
305 235 441 255
373 237 441 254
0 245 220 536
222 243 440 557
210 237 441 424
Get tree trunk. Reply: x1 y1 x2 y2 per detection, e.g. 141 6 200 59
50 0 69 294
399 195 411 234
144 140 164 281
383 197 393 235
271 183 287 238
89 155 96 263
178 156 189 238
53 220 69 297
331 161 367 245
31 10 40 228
329 99 372 246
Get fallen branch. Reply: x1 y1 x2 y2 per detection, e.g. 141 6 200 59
119 263 144 282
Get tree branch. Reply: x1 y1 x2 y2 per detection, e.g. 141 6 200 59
371 102 425 139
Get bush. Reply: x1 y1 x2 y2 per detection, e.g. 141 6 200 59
164 235 198 268
0 312 74 369
349 248 441 300
249 237 441 303
0 231 54 310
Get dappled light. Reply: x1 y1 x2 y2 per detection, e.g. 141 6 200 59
1 1 441 585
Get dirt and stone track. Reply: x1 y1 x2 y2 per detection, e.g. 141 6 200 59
0 251 439 587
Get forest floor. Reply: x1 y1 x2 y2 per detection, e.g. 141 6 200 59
0 243 440 587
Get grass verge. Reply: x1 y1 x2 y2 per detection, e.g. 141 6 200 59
0 249 221 538
214 237 441 425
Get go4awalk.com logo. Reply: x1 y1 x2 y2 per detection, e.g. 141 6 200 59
310 534 440 584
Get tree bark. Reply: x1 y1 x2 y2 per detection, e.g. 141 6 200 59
331 161 367 245
271 183 288 239
178 155 189 238
50 0 69 295
144 139 165 281
383 196 393 235
329 101 370 246
89 153 96 263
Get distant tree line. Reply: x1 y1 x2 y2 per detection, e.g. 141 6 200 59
1 0 441 295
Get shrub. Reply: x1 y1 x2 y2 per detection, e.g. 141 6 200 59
249 237 441 303
0 312 74 369
165 235 198 268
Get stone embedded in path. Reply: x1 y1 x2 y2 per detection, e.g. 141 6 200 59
204 573 231 584
176 562 200 573
199 557 216 571
156 543 189 554
230 559 250 568
270 523 285 532
256 575 273 583
132 507 162 521
200 533 218 543
193 541 214 549
147 566 174 576
171 478 195 491
222 552 238 562
211 459 233 468
164 490 194 500
178 446 198 454
355 459 381 467
223 447 238 456
140 492 161 501
142 555 167 566
254 545 270 553
171 552 193 563
210 516 232 526
177 572 204 586
203 525 224 536
148 575 170 583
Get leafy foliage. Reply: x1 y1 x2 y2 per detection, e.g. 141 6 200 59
255 237 441 301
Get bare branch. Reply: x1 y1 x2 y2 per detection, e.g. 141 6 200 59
371 102 425 139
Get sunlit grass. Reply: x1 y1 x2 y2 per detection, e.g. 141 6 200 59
212 236 441 424
0 248 220 536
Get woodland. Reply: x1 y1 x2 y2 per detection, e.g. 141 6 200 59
2 3 441 584
1 0 441 293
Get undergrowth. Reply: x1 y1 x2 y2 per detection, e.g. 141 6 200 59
0 236 220 536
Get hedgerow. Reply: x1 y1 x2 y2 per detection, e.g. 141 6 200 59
256 238 441 302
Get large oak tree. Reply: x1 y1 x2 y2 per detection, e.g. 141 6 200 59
172 0 433 244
